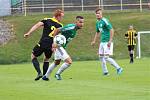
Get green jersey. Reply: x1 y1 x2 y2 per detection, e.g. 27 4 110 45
96 17 112 42
59 24 78 48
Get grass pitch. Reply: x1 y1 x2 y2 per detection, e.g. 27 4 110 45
0 59 149 100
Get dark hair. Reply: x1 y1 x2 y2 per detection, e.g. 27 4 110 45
95 8 102 13
76 16 84 20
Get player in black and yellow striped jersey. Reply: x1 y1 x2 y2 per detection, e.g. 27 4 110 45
24 9 64 81
125 25 137 63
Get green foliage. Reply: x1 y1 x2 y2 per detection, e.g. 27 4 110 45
1 11 150 64
0 59 149 100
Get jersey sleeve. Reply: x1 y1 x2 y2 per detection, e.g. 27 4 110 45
125 32 128 37
103 18 113 30
41 18 47 24
134 31 137 37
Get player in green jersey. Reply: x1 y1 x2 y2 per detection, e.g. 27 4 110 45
91 8 123 76
42 16 84 80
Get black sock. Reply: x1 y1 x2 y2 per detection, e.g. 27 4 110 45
130 54 133 61
32 58 41 74
43 62 49 75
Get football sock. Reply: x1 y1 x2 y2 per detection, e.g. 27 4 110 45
43 62 49 75
130 54 133 61
45 62 57 78
32 58 41 74
56 62 71 75
100 57 108 73
105 57 120 69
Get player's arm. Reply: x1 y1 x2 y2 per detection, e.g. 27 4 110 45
53 28 61 37
105 19 113 47
52 28 62 51
91 32 100 46
24 22 44 38
91 22 100 46
134 31 138 39
107 28 114 47
125 32 129 39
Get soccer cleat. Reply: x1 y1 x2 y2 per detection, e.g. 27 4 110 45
42 75 49 81
35 73 43 81
55 74 62 80
117 68 123 75
103 72 109 76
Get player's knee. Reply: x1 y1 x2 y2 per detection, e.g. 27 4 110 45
43 58 49 62
31 53 36 60
65 58 72 65
99 56 103 61
130 50 134 54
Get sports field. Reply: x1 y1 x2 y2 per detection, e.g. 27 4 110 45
0 58 149 100
1 11 150 64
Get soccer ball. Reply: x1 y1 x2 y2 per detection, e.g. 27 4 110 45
54 34 66 46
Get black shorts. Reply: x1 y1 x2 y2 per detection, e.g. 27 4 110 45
32 43 52 59
128 45 135 51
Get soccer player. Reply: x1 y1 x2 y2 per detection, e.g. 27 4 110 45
42 16 84 81
125 25 137 63
24 9 64 81
91 8 123 76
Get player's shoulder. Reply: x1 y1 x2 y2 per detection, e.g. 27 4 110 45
65 23 75 27
43 17 51 20
61 23 76 31
43 17 63 26
101 17 110 25
132 29 136 33
64 23 76 29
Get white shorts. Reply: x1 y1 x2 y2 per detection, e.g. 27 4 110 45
99 42 113 55
54 47 70 61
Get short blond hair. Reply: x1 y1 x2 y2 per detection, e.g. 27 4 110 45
95 8 102 13
53 9 64 17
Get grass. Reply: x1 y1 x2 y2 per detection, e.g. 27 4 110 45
0 59 149 100
0 11 150 63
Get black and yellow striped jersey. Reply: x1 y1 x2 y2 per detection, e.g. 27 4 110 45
125 29 137 45
39 17 63 46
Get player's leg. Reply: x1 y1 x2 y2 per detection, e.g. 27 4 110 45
99 55 109 75
105 56 123 74
104 42 123 75
130 45 134 63
32 44 43 80
99 43 109 75
43 57 49 75
55 47 71 80
128 45 133 63
42 60 61 81
42 47 53 75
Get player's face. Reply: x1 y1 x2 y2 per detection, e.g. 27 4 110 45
95 10 102 19
129 26 133 30
57 13 64 22
76 19 84 29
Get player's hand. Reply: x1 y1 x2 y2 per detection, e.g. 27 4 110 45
107 41 111 48
91 41 95 46
24 33 30 38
